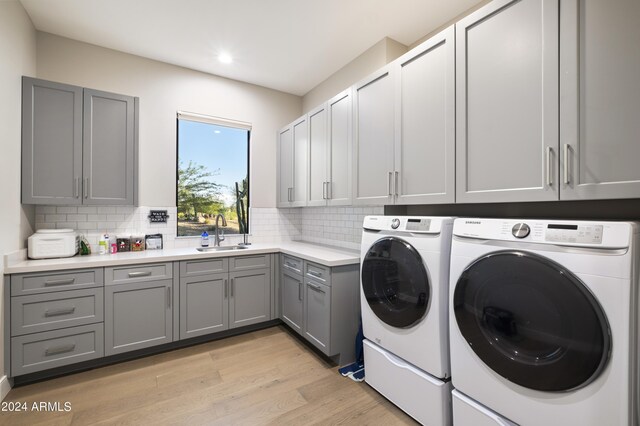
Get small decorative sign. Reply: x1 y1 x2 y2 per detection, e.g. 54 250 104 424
148 210 169 223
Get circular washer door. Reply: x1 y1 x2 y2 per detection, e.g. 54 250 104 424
362 237 430 328
454 250 611 392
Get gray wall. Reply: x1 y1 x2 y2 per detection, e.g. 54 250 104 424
36 33 303 208
0 0 37 397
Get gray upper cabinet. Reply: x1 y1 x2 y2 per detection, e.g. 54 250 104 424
306 89 353 207
277 116 307 207
22 77 138 206
559 0 640 200
83 89 135 205
277 126 293 207
327 89 353 206
22 77 83 205
455 0 559 203
353 65 395 205
394 25 455 205
307 103 329 207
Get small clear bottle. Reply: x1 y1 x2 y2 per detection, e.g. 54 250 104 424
201 231 209 247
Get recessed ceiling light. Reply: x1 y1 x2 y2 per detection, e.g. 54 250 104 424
218 53 233 64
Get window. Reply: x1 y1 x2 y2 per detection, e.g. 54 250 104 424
176 112 250 237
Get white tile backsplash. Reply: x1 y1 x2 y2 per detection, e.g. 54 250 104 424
35 205 383 251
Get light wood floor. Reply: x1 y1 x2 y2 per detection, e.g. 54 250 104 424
1 326 417 425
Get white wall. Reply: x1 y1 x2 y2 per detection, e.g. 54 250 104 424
301 37 407 113
0 0 37 399
36 33 302 208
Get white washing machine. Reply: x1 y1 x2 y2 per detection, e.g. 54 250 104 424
361 216 454 425
449 218 640 426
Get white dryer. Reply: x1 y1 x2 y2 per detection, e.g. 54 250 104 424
449 218 640 426
361 216 454 425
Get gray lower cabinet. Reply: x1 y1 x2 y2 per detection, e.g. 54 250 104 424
304 279 330 352
180 272 228 339
21 77 138 206
280 256 360 365
229 269 271 329
105 275 173 356
178 255 272 339
280 269 304 333
7 268 105 376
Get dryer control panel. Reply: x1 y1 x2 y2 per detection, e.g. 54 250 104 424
545 224 603 244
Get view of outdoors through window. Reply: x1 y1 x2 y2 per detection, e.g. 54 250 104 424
177 118 249 237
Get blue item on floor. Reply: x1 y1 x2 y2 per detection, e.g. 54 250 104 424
339 318 365 382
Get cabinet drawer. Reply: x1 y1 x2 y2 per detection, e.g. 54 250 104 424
282 255 303 275
180 258 228 277
230 254 270 272
11 288 104 336
11 268 103 296
106 262 173 285
305 262 330 285
11 323 104 376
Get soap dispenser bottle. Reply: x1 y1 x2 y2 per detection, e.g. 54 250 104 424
201 231 209 247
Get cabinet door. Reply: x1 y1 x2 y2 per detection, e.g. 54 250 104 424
277 126 294 207
395 26 455 205
304 279 331 355
229 268 271 329
560 0 640 200
179 273 228 339
456 0 559 203
105 279 173 355
83 89 135 205
291 116 308 207
22 77 83 205
307 104 329 207
353 65 395 205
281 270 304 334
327 89 353 206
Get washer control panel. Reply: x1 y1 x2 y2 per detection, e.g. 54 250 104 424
545 224 603 244
405 218 431 232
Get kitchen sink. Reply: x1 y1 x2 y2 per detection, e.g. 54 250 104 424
196 245 249 252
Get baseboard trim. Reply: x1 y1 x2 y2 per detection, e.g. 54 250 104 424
0 375 11 401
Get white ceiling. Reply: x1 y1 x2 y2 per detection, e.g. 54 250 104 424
20 0 482 96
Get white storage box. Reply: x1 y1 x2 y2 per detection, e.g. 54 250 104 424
28 229 79 259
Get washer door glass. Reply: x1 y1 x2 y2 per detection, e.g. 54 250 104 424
454 250 611 392
362 237 430 328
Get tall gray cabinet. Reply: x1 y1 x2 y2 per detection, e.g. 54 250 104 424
455 0 559 203
277 116 307 207
559 0 640 200
22 77 138 206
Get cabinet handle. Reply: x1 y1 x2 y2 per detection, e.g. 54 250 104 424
45 344 76 356
322 182 327 200
546 146 553 187
298 281 303 301
394 171 399 197
166 287 171 308
74 177 80 198
44 307 76 317
307 283 325 294
307 270 322 279
128 271 151 278
563 144 570 185
224 279 228 298
388 172 393 196
84 178 89 198
284 262 299 271
44 278 75 286
327 181 332 200
230 278 235 297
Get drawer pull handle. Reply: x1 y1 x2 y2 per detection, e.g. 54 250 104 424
44 278 76 286
284 262 299 271
128 271 152 278
230 278 235 297
307 283 325 294
224 279 228 299
45 344 76 356
307 270 322 278
44 307 76 317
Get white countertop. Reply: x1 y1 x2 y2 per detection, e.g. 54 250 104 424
4 241 360 274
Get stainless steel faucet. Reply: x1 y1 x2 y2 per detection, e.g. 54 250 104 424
214 214 227 246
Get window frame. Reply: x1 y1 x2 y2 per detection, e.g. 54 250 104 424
175 111 251 238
